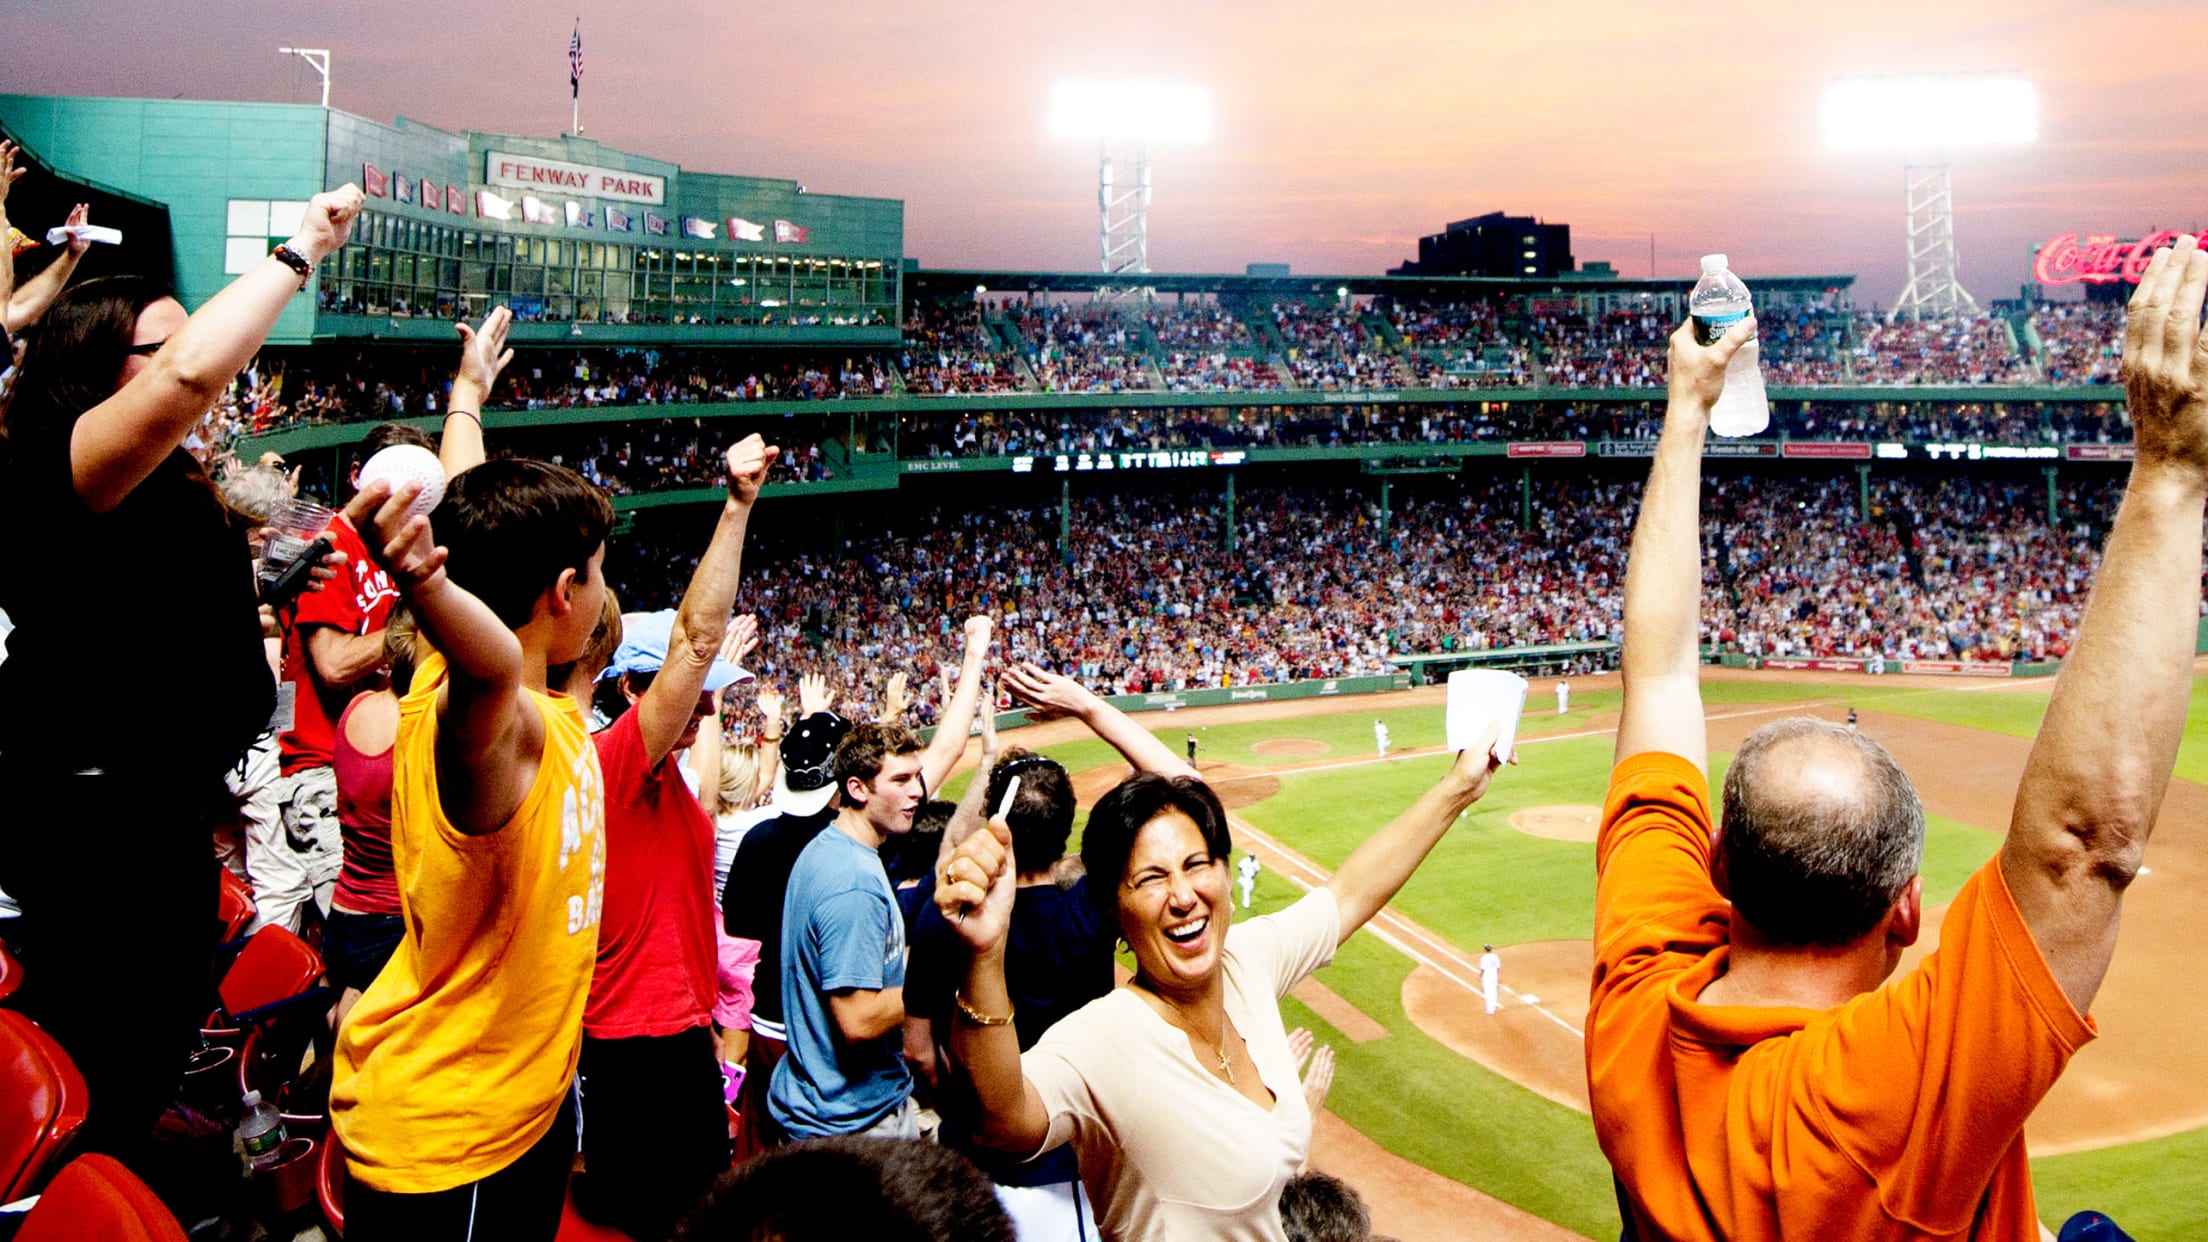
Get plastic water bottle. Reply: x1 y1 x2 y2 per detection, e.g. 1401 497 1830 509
1689 254 1769 437
235 1089 287 1173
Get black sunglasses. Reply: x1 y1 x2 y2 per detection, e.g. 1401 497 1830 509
124 339 167 356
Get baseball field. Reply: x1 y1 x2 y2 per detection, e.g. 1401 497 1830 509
973 664 2208 1239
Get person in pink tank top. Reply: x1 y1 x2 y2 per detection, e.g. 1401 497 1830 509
326 614 416 1029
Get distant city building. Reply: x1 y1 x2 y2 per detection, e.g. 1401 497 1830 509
1391 211 1573 279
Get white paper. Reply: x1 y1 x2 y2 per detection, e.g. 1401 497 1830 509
46 224 122 246
1446 669 1529 763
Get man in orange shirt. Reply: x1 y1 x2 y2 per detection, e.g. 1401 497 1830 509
1592 237 2208 1240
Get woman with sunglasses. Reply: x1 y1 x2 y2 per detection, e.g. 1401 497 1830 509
0 183 362 1162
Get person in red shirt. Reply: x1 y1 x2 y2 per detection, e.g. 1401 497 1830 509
266 310 510 933
573 434 776 1242
1592 241 2208 1241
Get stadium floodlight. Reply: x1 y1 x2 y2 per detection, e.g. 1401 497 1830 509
1049 83 1214 143
1822 74 2038 320
1050 82 1213 285
1822 75 2038 150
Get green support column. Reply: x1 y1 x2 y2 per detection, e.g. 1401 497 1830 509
2044 465 2058 526
1060 476 1073 568
1520 465 1532 529
1380 478 1392 539
1856 462 1871 518
1224 471 1237 555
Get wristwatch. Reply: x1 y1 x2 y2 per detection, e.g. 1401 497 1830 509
270 243 314 290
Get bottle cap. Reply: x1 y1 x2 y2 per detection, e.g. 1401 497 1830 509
1700 254 1727 271
242 1090 262 1107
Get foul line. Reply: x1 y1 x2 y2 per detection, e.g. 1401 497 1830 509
1227 813 1585 1040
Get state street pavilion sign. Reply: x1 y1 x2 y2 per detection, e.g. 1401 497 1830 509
485 152 665 206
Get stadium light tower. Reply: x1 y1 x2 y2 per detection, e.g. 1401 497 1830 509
1050 83 1212 287
1824 74 2037 321
278 47 332 109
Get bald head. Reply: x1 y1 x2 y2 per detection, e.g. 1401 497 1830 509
1719 717 1925 947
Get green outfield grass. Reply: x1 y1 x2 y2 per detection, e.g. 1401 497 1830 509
979 674 2208 1236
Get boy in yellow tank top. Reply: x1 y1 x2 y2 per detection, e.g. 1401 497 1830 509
329 457 616 1241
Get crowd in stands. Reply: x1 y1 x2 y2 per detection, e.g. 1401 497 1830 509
900 302 1022 394
1014 302 1153 393
595 472 2124 715
160 300 2141 461
1850 312 2036 385
1709 474 2113 663
1533 307 1671 387
1144 300 1253 350
2033 301 2127 385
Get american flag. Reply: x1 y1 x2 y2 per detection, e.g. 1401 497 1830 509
569 23 583 98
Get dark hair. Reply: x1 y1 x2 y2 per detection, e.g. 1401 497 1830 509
674 1137 1013 1242
833 722 924 800
1 275 174 448
987 749 1075 874
358 421 435 468
1280 1170 1372 1242
1080 773 1232 918
435 458 612 630
1719 716 1925 947
883 800 954 886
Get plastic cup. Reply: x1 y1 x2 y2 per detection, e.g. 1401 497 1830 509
258 497 336 586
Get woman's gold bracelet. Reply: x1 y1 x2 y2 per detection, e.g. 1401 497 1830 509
954 991 1015 1027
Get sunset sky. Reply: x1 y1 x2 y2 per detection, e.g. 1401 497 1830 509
5 0 2204 307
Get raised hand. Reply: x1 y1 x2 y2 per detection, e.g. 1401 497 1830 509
291 184 365 264
2122 234 2208 479
725 434 779 506
0 141 25 212
1665 314 1755 416
342 479 447 596
455 305 515 392
1002 660 1092 721
936 815 1018 953
1442 718 1508 803
881 670 913 720
723 613 761 666
977 680 1000 754
755 684 785 728
798 670 836 717
963 614 994 654
1300 1042 1336 1116
61 203 90 256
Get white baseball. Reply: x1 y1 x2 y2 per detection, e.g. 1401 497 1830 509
359 444 447 522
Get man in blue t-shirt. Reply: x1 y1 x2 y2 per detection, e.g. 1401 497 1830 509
770 722 926 1138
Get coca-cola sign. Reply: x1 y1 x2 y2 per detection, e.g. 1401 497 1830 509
2036 231 2195 286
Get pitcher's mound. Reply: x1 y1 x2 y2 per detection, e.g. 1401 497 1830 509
1510 805 1602 843
1251 737 1329 757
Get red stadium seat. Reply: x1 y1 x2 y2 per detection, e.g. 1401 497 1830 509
318 1124 348 1235
216 870 256 944
0 1010 90 1202
203 926 331 1117
13 1153 187 1242
216 925 323 1021
0 937 20 1003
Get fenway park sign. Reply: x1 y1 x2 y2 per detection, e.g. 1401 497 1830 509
2036 231 2195 287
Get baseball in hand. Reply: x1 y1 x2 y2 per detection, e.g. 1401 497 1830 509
359 444 447 522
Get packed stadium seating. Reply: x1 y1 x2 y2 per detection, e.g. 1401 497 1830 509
596 471 2120 714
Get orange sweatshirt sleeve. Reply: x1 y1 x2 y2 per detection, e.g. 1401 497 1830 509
1593 751 1730 988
